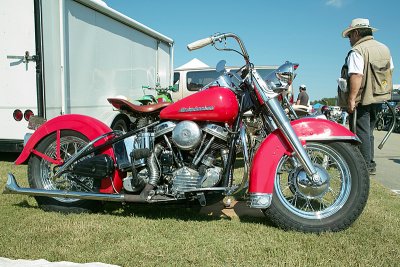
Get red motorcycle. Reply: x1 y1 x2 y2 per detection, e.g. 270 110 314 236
4 33 369 233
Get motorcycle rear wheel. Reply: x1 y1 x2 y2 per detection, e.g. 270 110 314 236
263 142 369 233
28 130 100 213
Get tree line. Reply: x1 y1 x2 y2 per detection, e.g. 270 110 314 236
310 97 337 106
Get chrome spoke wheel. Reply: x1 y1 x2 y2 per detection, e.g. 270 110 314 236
39 135 93 203
275 143 351 220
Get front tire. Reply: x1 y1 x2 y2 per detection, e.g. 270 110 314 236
28 130 100 213
263 142 369 233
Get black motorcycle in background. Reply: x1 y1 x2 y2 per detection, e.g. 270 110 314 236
375 103 400 132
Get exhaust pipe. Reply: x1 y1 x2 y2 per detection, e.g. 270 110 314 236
3 173 146 203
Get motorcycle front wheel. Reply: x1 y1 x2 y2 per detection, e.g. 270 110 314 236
263 142 369 233
28 130 100 213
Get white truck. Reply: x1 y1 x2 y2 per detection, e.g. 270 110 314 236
0 0 174 152
172 58 279 101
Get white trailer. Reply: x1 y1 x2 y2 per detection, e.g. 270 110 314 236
0 0 174 152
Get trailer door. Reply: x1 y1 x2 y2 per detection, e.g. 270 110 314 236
0 0 37 152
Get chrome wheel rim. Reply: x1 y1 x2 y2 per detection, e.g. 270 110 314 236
39 135 93 203
275 143 351 220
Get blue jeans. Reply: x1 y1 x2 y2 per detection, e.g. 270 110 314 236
349 104 380 168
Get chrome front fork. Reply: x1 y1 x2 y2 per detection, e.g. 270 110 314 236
266 97 320 183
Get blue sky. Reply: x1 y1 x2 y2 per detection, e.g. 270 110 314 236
105 0 399 101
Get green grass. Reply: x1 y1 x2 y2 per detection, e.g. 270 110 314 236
0 158 399 267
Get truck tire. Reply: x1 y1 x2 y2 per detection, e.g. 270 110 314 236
28 130 101 213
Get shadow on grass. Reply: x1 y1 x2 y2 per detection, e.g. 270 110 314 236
13 198 274 227
101 200 274 227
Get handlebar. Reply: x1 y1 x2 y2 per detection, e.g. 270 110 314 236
187 37 213 51
187 33 250 65
142 85 175 92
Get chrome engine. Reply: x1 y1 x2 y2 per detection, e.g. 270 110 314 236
122 121 229 198
171 121 202 150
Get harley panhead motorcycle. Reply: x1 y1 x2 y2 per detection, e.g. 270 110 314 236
4 33 369 233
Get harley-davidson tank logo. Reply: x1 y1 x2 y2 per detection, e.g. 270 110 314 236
179 106 215 113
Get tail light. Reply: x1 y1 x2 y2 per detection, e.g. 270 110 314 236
13 109 23 121
24 109 34 121
157 98 165 103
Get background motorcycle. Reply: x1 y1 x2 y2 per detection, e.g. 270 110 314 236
4 33 369 233
136 84 178 105
107 96 171 133
107 85 177 132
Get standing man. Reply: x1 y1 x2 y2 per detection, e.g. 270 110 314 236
296 84 309 106
340 18 393 175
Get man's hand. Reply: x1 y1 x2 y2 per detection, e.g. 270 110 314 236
348 99 356 113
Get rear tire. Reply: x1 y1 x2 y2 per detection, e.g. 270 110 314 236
262 142 369 233
28 130 101 213
111 116 129 133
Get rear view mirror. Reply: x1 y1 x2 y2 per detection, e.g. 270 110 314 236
265 61 299 91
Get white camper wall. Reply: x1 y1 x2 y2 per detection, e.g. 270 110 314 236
0 0 173 151
0 0 37 142
63 0 163 119
41 0 63 119
40 0 173 125
158 42 173 88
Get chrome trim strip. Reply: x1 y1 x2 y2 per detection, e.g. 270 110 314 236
181 187 227 193
299 136 361 142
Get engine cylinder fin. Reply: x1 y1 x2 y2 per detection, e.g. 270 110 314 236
172 167 201 193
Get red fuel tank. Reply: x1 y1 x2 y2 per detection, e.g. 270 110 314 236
160 86 239 125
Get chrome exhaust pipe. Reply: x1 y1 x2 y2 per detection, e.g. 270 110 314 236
3 173 146 203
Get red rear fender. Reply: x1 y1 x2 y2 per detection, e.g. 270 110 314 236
16 114 122 194
249 118 358 195
16 114 112 164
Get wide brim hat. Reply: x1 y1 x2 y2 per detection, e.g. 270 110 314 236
342 18 377 38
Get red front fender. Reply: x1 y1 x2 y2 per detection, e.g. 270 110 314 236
249 118 358 195
16 114 123 193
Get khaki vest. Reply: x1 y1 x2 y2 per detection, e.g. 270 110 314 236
352 36 393 105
